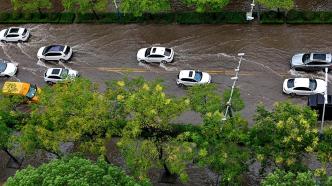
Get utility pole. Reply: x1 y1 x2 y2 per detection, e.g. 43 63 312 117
222 53 245 121
320 67 328 134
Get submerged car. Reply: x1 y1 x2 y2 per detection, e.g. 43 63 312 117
137 47 174 63
37 45 73 62
0 27 30 43
290 53 332 71
176 70 211 87
0 59 18 77
2 81 41 103
283 78 326 96
44 68 79 85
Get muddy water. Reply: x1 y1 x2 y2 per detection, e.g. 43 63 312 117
1 24 332 185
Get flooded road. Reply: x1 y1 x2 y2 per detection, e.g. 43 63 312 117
1 24 332 124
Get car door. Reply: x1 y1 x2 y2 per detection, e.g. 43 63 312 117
293 87 312 95
181 78 197 86
147 54 163 63
47 75 62 83
5 34 19 42
45 52 61 61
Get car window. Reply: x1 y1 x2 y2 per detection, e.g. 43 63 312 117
0 62 7 73
287 79 294 88
25 85 37 99
313 54 327 61
22 29 27 36
302 53 310 63
60 69 69 77
194 71 203 82
145 48 151 57
45 53 61 56
309 79 317 90
48 76 61 79
64 46 70 55
164 48 172 56
149 55 163 58
294 87 311 91
6 34 18 37
181 78 196 82
308 61 328 65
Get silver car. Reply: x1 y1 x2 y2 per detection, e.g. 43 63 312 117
283 78 326 96
37 45 73 62
137 47 174 64
176 70 211 87
290 53 332 71
44 68 79 85
0 27 30 43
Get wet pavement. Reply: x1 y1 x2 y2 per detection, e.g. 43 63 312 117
1 24 332 124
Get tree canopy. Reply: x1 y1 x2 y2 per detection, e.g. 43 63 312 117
120 0 171 17
257 0 294 10
182 0 230 12
262 169 317 186
5 156 151 186
11 0 52 13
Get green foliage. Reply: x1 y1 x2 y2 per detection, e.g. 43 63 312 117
286 10 332 24
11 0 52 13
249 102 319 173
5 156 151 186
260 11 285 24
261 169 317 186
107 78 194 182
257 0 294 10
19 78 113 156
120 0 171 17
62 0 108 13
182 0 230 12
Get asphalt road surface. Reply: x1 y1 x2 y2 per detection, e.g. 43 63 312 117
1 24 332 124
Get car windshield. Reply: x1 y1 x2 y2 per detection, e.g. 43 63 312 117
145 48 151 57
64 46 70 55
164 48 172 56
287 79 294 88
25 84 37 99
22 29 27 35
61 69 69 77
0 62 7 73
194 71 203 81
302 53 311 63
309 79 317 90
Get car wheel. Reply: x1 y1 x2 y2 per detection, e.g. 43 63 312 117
161 60 167 64
290 93 296 97
47 81 54 85
1 40 6 43
177 83 184 87
59 59 66 63
4 75 10 78
18 40 23 43
140 60 147 63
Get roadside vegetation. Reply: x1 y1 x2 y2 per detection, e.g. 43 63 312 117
1 77 332 185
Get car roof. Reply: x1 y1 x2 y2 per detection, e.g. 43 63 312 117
8 27 24 34
46 45 65 53
310 53 332 62
150 47 166 55
2 81 30 95
46 68 63 76
293 78 310 88
179 70 196 79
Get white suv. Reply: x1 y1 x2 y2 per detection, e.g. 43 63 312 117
137 47 174 63
176 70 211 87
37 45 73 62
44 68 79 85
0 27 30 43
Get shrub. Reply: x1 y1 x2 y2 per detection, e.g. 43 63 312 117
59 13 75 24
260 11 285 24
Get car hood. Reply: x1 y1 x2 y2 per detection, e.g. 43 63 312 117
0 29 6 39
37 47 46 58
137 48 147 59
3 63 17 74
315 79 327 93
200 72 211 83
291 53 305 66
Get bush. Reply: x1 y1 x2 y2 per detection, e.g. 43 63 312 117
0 12 9 21
286 10 332 24
59 12 75 23
260 11 285 24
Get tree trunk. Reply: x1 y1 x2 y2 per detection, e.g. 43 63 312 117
38 8 42 15
257 4 261 23
3 148 21 166
92 9 99 20
215 174 221 186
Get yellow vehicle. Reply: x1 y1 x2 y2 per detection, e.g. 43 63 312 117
2 81 41 103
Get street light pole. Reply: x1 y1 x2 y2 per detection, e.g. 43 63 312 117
320 67 328 134
222 53 245 121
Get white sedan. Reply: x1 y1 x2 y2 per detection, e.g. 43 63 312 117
0 59 18 77
137 47 174 63
176 70 211 87
37 45 73 62
44 68 79 85
283 78 326 96
0 27 30 43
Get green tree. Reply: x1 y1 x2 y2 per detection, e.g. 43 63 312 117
5 156 151 186
18 78 113 157
62 0 108 19
257 0 294 11
0 94 25 166
182 0 230 12
106 78 194 182
261 169 317 186
120 0 171 17
249 102 319 174
11 0 52 13
188 85 249 185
